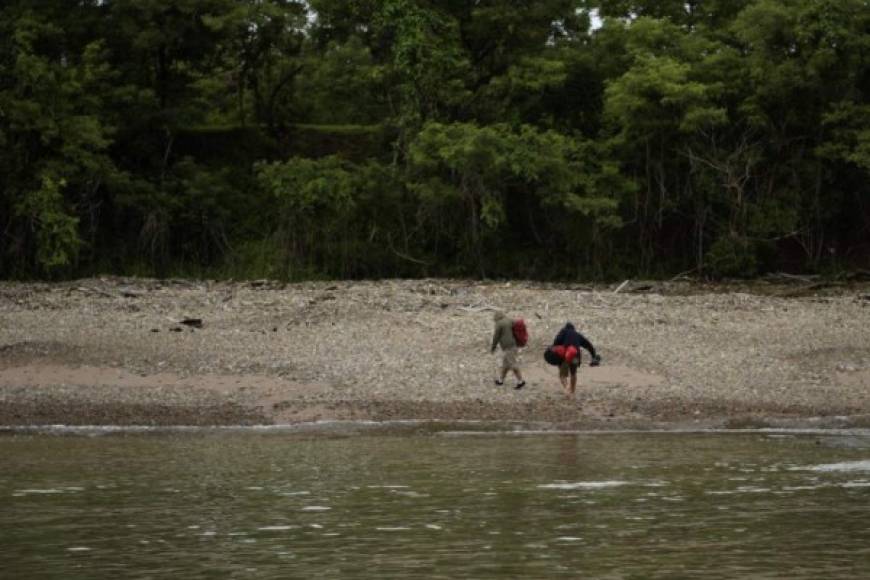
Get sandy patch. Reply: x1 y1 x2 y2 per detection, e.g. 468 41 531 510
0 363 333 398
0 363 329 397
519 363 664 389
835 369 870 390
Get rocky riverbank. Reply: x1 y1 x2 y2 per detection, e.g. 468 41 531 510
2 277 870 429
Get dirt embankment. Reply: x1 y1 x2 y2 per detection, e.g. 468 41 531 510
2 277 870 429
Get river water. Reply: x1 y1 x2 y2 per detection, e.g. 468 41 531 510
3 426 870 579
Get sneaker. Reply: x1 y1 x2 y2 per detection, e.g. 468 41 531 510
514 381 526 390
494 379 504 386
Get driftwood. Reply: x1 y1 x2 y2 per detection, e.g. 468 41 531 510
777 281 844 297
845 270 870 282
161 278 198 287
669 268 698 282
613 280 630 294
75 286 114 298
765 272 819 284
458 304 497 313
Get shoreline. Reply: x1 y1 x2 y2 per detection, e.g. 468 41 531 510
3 362 870 430
3 409 870 435
2 277 870 430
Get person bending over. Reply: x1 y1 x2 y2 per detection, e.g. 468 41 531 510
552 321 600 397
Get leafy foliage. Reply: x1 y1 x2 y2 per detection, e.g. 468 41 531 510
2 0 869 280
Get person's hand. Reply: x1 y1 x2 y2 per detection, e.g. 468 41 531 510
590 354 601 367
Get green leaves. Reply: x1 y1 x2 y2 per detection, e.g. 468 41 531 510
820 104 870 173
604 19 728 138
2 0 869 280
407 122 622 273
15 176 81 272
256 156 357 219
0 5 120 274
408 122 591 216
377 0 472 126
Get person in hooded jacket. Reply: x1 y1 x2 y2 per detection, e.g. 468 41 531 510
490 310 526 389
552 322 600 397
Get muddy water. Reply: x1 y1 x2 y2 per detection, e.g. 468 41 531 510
3 428 870 578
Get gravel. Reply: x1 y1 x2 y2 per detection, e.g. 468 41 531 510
1 277 869 428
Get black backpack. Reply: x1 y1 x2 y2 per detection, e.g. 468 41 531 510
543 346 562 366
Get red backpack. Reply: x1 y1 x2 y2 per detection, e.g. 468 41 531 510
512 319 529 347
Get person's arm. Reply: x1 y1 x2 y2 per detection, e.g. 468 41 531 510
491 325 501 353
576 332 597 358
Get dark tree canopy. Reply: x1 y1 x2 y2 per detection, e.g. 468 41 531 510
1 0 868 280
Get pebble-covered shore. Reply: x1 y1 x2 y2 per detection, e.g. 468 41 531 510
2 277 869 429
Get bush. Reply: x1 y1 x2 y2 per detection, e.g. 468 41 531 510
705 235 758 279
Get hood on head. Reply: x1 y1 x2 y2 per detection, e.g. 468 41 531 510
564 322 575 330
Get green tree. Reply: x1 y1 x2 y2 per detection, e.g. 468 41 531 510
408 122 621 276
0 5 120 274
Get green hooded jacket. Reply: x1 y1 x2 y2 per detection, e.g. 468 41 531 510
491 311 517 352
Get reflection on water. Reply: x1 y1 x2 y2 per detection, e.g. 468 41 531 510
3 429 870 578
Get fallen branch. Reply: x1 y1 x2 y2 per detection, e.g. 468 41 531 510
777 281 843 297
845 270 870 281
669 268 697 282
387 241 431 266
613 280 630 294
75 286 114 298
457 304 497 313
765 272 818 284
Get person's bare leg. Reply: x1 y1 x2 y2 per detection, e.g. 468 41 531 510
569 371 577 396
511 368 525 389
559 373 571 397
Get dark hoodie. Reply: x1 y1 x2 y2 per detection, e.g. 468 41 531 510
552 322 597 358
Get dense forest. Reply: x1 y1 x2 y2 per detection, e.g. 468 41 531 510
1 0 868 281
